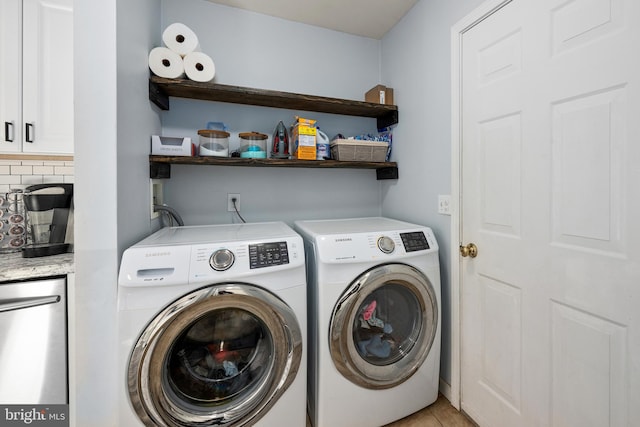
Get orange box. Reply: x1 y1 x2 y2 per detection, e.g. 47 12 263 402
291 117 317 160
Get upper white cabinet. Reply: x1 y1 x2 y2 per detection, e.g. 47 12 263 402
0 0 73 154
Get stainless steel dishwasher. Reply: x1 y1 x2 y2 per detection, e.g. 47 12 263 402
0 277 67 404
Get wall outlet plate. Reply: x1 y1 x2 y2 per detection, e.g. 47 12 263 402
227 193 240 212
150 179 163 219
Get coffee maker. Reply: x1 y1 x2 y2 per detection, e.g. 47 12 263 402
22 183 73 258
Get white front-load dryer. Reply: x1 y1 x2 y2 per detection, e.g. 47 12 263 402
294 217 441 427
117 222 306 427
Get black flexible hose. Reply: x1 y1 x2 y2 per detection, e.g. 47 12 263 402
153 204 185 226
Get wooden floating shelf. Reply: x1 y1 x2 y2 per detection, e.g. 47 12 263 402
150 155 399 180
148 77 400 179
149 76 399 129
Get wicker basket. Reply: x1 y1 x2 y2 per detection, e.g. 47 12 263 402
330 139 388 162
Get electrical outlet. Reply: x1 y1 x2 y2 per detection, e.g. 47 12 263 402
438 195 451 215
227 193 240 212
150 180 163 219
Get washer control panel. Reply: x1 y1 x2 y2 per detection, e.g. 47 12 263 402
119 224 304 287
188 237 302 281
249 241 289 269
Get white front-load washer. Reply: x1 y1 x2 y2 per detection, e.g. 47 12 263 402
294 217 441 427
117 222 306 427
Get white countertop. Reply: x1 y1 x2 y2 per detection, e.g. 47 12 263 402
0 251 74 282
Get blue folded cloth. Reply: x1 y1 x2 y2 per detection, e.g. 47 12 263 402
366 335 391 358
357 335 391 359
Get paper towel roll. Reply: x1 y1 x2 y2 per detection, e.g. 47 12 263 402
148 47 185 79
183 52 216 83
162 23 199 57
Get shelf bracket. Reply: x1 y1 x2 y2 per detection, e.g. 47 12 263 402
149 79 170 111
377 110 399 130
376 166 398 180
150 162 171 179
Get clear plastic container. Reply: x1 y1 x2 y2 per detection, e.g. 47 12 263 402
198 129 230 157
0 189 26 252
239 132 268 159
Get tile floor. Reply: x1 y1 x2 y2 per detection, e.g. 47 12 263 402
385 394 477 427
307 394 476 427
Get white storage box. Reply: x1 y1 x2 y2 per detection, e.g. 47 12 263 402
330 139 388 162
151 135 195 156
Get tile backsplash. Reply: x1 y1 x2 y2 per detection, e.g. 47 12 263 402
0 157 74 193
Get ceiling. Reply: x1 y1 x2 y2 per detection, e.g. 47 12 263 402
205 0 419 39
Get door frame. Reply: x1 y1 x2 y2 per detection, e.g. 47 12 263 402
449 0 513 410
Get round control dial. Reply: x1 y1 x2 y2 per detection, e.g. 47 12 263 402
377 236 395 254
209 248 235 271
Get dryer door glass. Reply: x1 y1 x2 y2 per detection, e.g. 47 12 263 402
329 263 438 389
128 283 303 426
352 285 422 366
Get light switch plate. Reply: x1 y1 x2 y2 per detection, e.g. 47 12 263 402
438 195 451 215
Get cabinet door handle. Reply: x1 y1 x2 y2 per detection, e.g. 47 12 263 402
4 121 13 142
0 295 61 313
25 123 34 143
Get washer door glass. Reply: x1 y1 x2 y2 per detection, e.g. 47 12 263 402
329 263 438 389
167 307 270 406
128 283 302 427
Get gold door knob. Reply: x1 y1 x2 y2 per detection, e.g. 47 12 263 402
460 243 478 258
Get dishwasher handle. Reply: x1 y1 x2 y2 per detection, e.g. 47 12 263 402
0 295 61 313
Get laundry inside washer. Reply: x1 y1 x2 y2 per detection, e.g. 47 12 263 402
167 308 270 403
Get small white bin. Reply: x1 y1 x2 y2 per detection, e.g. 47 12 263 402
151 135 194 156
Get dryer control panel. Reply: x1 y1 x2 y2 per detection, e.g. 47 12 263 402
315 228 437 264
400 231 430 252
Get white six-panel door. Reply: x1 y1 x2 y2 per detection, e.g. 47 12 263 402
455 0 640 425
